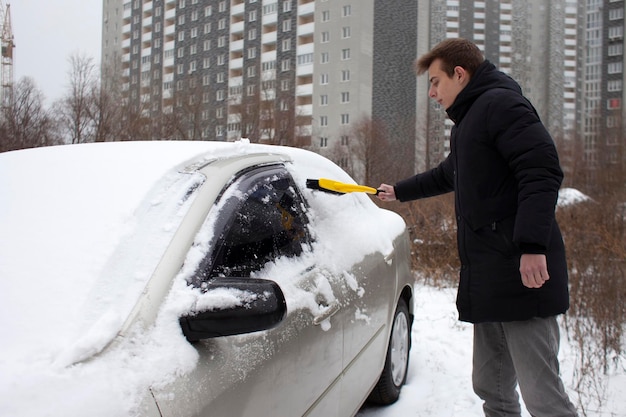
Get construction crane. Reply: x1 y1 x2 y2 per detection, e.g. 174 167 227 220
0 0 14 108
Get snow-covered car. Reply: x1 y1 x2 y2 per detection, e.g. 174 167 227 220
0 140 414 417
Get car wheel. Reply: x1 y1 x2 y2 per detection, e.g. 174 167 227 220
367 298 410 405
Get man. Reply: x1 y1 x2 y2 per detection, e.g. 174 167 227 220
377 38 578 416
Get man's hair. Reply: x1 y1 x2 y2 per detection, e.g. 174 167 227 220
415 38 484 77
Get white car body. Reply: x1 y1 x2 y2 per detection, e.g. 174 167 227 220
0 140 413 417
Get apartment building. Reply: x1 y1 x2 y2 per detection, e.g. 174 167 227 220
415 0 579 170
102 0 418 177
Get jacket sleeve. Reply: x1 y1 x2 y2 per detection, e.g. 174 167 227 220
394 154 455 202
487 92 563 252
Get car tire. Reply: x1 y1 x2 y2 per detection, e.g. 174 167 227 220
367 298 410 405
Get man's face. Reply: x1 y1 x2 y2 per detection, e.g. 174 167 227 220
427 58 468 109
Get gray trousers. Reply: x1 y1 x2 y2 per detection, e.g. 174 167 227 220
472 316 578 417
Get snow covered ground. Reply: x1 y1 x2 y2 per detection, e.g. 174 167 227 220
358 282 626 417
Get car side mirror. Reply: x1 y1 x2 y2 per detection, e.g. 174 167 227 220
179 277 287 342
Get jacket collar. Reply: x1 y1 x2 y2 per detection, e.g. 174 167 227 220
446 60 522 124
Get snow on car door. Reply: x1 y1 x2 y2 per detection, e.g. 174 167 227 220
152 166 345 417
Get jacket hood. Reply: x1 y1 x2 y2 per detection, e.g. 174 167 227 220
446 60 522 124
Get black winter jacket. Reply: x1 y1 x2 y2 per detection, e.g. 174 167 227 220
395 61 570 323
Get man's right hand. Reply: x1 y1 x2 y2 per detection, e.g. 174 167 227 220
377 184 397 202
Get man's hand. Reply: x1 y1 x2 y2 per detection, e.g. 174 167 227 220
377 184 397 202
520 253 549 288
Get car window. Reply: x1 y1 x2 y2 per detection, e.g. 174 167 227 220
193 166 312 285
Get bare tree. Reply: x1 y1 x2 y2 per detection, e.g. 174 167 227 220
56 53 99 144
330 115 394 186
0 77 58 152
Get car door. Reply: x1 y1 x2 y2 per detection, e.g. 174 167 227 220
152 165 347 417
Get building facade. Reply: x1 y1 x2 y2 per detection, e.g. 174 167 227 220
102 0 418 179
415 0 580 171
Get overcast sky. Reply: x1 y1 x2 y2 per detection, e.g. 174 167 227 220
10 0 102 103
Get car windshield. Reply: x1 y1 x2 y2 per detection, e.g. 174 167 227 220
0 143 206 364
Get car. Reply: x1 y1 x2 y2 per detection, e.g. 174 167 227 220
0 140 414 417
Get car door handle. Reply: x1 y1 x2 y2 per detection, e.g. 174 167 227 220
313 301 341 325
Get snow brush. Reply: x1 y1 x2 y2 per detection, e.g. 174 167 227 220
306 178 382 195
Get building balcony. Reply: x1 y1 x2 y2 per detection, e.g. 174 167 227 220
230 57 243 69
297 104 313 116
231 2 244 16
230 39 244 52
296 63 313 76
231 21 244 34
263 13 277 25
298 1 315 16
297 22 314 36
262 31 277 44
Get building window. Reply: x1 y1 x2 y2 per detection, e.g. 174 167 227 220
320 137 328 147
191 27 198 38
320 95 328 106
320 116 328 126
341 49 351 60
321 31 330 43
320 73 329 84
204 22 212 34
218 36 227 47
283 1 291 12
341 70 350 82
609 8 624 20
609 26 623 40
608 43 623 56
205 6 212 16
217 90 225 101
322 10 330 22
608 79 622 92
297 53 313 65
342 5 351 17
281 79 290 91
249 10 257 21
281 59 291 71
282 20 291 32
204 39 212 51
247 66 256 77
218 1 226 12
341 92 350 103
263 3 277 14
342 26 351 38
248 28 257 40
321 52 329 63
607 98 621 109
203 57 211 69
282 38 291 51
341 113 350 124
608 62 623 74
341 135 349 146
248 47 257 59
